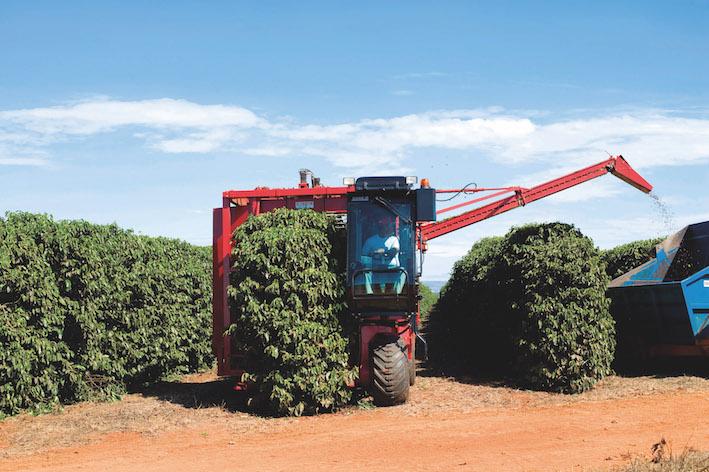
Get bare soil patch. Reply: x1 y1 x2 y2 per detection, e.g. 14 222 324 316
404 368 709 415
0 370 283 459
1 368 708 471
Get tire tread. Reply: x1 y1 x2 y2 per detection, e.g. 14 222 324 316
370 337 410 406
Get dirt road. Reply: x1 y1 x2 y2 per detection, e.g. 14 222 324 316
2 374 708 471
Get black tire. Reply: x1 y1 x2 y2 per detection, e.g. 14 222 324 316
370 337 410 406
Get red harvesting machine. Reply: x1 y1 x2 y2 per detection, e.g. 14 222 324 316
213 155 653 405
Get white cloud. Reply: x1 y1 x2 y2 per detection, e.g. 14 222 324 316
498 113 709 167
0 157 47 166
542 180 623 203
503 166 625 203
0 143 49 167
0 98 264 135
1 98 709 177
391 90 414 96
575 212 708 251
346 113 535 153
271 122 360 141
242 146 294 157
150 128 240 153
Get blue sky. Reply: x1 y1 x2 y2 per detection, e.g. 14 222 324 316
2 1 709 279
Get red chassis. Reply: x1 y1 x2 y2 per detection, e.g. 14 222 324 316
212 155 652 385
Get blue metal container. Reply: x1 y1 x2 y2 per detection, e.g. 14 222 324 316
608 221 709 356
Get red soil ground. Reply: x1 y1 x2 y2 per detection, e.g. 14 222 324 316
2 372 708 471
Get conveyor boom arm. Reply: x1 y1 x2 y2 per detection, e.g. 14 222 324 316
421 155 652 241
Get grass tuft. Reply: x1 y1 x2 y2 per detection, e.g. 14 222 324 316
611 441 709 472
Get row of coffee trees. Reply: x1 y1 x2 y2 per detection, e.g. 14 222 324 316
0 213 212 416
0 210 660 416
425 224 662 393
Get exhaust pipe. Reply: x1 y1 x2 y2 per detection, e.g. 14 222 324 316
299 169 311 189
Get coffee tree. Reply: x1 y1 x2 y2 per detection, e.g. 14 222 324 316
601 238 664 279
0 212 212 416
227 208 356 416
427 223 615 393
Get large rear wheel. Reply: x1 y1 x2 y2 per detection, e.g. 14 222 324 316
370 337 410 406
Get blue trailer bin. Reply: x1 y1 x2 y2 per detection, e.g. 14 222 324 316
607 221 709 357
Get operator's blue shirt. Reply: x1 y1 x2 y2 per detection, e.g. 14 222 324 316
362 234 400 268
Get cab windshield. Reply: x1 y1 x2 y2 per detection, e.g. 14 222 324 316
347 198 414 297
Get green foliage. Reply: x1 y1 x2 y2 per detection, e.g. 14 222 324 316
602 238 665 279
427 223 615 393
0 212 212 416
227 208 356 417
418 283 438 323
501 223 614 392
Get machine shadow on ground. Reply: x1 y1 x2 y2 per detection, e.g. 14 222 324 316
134 357 708 416
613 358 709 379
134 377 251 414
416 358 709 392
415 362 520 389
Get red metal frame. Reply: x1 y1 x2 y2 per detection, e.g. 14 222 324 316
358 321 414 386
213 155 652 381
421 155 652 241
213 186 351 377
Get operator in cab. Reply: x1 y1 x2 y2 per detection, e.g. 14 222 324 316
361 213 403 294
363 214 400 268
